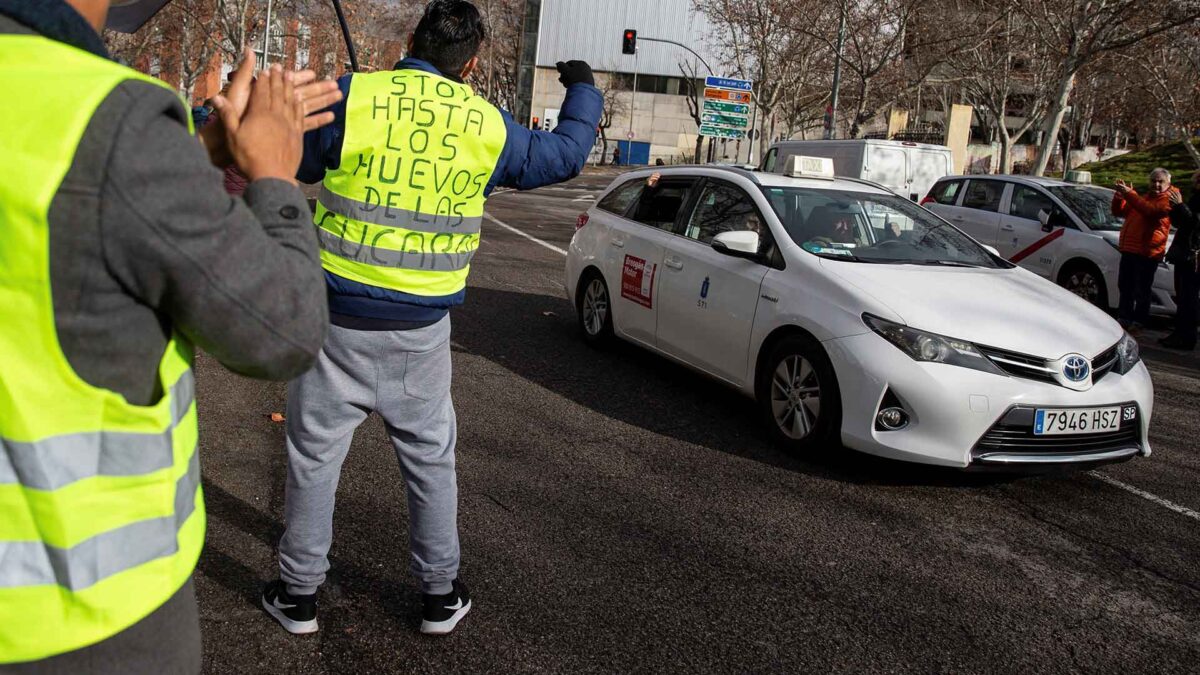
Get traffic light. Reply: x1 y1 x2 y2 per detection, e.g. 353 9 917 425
531 116 539 130
622 29 637 55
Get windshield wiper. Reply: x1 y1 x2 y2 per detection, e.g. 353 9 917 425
917 260 989 268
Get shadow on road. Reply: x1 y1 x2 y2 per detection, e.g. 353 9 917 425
454 286 1025 489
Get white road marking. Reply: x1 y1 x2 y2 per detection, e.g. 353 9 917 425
483 212 568 257
1089 471 1200 522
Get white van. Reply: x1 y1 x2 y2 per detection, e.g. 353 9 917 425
760 139 954 202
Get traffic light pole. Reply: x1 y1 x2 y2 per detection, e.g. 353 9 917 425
626 48 637 166
824 1 846 140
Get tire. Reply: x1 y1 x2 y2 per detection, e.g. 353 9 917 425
1058 261 1109 310
576 270 614 346
757 334 842 454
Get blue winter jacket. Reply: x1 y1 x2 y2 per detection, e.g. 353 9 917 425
299 58 603 329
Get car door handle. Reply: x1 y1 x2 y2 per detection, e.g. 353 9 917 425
1000 224 1015 232
664 257 684 270
611 237 625 248
950 215 965 221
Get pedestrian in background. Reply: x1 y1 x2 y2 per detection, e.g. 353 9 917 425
1162 170 1200 350
262 0 602 639
1112 168 1177 334
613 144 621 165
0 0 342 670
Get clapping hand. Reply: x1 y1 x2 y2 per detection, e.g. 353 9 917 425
1168 189 1183 206
200 48 342 169
1114 179 1132 195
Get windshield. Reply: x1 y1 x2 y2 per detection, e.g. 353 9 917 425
759 186 1005 268
1046 185 1124 232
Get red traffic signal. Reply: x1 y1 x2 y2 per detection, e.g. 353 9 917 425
532 116 540 129
622 29 637 55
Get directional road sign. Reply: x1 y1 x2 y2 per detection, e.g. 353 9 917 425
701 76 753 139
703 100 750 115
701 113 749 128
705 76 753 92
703 88 752 104
699 124 746 140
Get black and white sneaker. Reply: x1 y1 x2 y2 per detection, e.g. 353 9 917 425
420 579 471 635
261 580 318 635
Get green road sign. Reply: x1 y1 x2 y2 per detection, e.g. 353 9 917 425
699 124 746 140
703 100 750 115
701 113 749 128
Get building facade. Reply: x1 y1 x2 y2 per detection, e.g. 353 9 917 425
530 0 745 164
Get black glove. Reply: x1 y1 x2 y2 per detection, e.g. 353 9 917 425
556 60 594 88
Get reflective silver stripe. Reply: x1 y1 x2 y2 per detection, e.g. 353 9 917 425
0 446 201 590
317 227 477 272
0 371 195 491
318 187 483 234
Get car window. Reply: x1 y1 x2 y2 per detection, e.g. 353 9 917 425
596 178 644 216
1046 185 1124 232
683 182 763 245
760 186 1005 268
761 148 778 173
1008 185 1057 221
962 180 1002 212
629 178 697 230
928 180 962 205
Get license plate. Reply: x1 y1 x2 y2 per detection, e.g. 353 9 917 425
1034 407 1121 435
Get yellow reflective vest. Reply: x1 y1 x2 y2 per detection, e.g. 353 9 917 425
0 36 203 663
316 69 508 298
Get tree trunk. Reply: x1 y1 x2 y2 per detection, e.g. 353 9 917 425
998 125 1012 174
1183 132 1200 169
1031 57 1079 176
599 129 609 166
694 134 704 164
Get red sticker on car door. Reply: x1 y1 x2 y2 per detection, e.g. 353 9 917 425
621 254 657 308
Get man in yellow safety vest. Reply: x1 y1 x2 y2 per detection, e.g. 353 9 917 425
262 0 602 637
0 0 341 670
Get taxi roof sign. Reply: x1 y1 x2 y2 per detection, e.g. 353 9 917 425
787 156 835 180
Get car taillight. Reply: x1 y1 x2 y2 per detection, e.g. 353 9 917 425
576 213 590 230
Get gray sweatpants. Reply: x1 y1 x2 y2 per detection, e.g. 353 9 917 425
277 317 459 596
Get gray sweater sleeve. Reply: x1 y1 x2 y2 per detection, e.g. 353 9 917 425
100 81 328 380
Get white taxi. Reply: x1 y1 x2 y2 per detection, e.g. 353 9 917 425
922 175 1177 315
564 159 1153 468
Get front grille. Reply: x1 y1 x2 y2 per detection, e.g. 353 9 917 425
1091 343 1119 383
976 341 1122 387
971 404 1141 460
976 345 1056 383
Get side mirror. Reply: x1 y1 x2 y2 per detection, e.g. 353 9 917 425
712 230 762 260
1038 208 1069 232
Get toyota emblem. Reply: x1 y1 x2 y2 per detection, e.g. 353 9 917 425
1062 355 1090 383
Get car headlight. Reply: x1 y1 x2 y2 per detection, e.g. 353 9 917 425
1114 332 1141 374
863 314 1005 375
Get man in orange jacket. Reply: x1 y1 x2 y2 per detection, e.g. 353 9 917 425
1112 168 1177 332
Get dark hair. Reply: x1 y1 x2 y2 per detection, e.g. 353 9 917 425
410 1 487 77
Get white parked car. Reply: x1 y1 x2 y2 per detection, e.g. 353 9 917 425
565 159 1153 468
922 175 1177 315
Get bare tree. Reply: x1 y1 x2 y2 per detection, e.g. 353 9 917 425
951 7 1054 173
1112 27 1200 167
1016 0 1200 176
679 60 706 163
796 0 980 139
595 69 629 166
693 0 814 158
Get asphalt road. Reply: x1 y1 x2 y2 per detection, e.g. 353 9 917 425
196 169 1200 674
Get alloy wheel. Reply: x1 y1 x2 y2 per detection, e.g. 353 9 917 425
1065 270 1101 306
582 278 609 336
770 355 822 440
